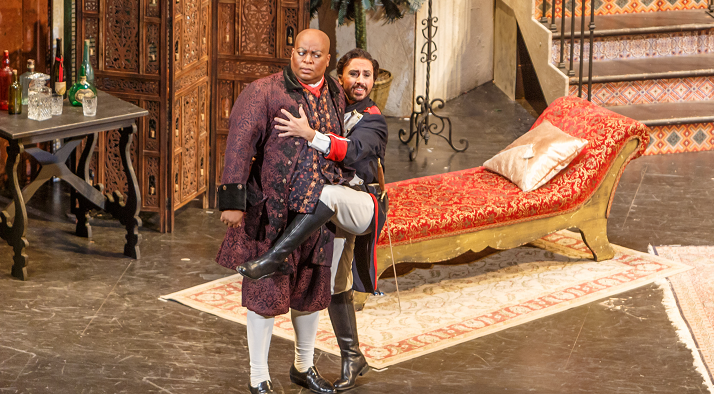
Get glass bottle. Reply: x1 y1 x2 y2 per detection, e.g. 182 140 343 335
27 73 52 121
80 40 95 86
0 50 12 110
20 59 37 105
51 38 67 98
68 73 96 106
69 40 97 106
8 70 21 115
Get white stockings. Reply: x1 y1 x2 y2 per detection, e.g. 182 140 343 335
246 309 321 387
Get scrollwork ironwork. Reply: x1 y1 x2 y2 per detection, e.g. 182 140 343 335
399 0 468 161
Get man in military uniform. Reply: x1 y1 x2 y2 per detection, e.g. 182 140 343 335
217 29 350 394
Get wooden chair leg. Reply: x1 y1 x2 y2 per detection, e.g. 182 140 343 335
578 218 615 262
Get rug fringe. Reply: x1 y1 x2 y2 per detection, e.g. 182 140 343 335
655 278 714 393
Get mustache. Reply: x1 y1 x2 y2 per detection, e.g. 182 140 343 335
351 83 367 91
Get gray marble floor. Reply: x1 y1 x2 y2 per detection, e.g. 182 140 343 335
0 83 711 393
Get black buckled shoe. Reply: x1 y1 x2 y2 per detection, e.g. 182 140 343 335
289 365 336 394
238 201 335 280
328 290 370 390
248 380 275 394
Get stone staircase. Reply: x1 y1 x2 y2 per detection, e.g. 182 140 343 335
537 0 714 155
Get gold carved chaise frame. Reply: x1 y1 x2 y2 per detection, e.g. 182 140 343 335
355 138 640 307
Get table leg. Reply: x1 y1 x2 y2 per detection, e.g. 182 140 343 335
104 124 142 259
0 141 30 280
73 133 98 238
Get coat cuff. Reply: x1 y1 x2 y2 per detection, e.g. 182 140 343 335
325 133 349 161
308 131 331 154
217 183 247 211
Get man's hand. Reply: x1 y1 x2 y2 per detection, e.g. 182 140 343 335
275 106 316 142
221 210 244 228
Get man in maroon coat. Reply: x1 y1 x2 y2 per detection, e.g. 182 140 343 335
217 29 349 394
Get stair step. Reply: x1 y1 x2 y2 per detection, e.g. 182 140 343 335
536 0 710 19
568 54 714 83
570 75 714 107
553 10 714 40
605 101 714 126
551 29 714 64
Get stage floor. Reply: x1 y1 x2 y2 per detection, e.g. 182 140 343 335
0 83 711 393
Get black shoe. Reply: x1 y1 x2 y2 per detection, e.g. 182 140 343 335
328 290 370 391
238 201 335 280
289 365 336 394
248 380 275 394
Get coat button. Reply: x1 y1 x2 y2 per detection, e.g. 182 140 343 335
295 141 300 145
288 160 292 165
237 184 243 190
278 213 283 218
279 198 284 203
282 179 286 183
222 185 226 190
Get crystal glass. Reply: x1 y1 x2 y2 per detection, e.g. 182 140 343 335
28 73 52 121
51 94 63 115
82 95 97 116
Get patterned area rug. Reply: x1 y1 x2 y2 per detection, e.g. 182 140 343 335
651 245 714 382
161 230 691 369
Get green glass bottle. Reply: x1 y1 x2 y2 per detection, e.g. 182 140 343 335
81 39 95 86
69 41 97 107
68 73 96 106
8 69 22 115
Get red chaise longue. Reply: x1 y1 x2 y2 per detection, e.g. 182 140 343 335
367 96 650 297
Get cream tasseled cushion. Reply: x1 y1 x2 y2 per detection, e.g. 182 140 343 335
483 121 588 192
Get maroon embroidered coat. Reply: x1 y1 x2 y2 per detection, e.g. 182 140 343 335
216 67 351 316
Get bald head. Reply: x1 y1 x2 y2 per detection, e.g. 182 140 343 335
295 29 330 50
291 29 332 84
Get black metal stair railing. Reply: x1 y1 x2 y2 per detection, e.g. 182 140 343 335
540 0 596 101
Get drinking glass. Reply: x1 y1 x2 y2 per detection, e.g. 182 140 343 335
51 94 63 115
83 95 97 116
27 73 52 121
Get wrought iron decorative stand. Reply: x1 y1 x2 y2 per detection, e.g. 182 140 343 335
399 0 468 161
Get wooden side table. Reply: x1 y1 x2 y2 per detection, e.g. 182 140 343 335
0 91 148 280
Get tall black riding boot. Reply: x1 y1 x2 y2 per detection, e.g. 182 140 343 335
328 290 369 390
238 201 335 280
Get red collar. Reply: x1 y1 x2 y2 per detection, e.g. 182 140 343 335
298 77 325 98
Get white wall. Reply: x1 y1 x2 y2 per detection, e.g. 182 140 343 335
312 12 416 117
311 0 497 116
414 0 495 105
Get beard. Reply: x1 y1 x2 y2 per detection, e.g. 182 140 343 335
347 83 370 102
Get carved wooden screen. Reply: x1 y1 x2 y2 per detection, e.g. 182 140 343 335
210 0 310 206
76 0 211 232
